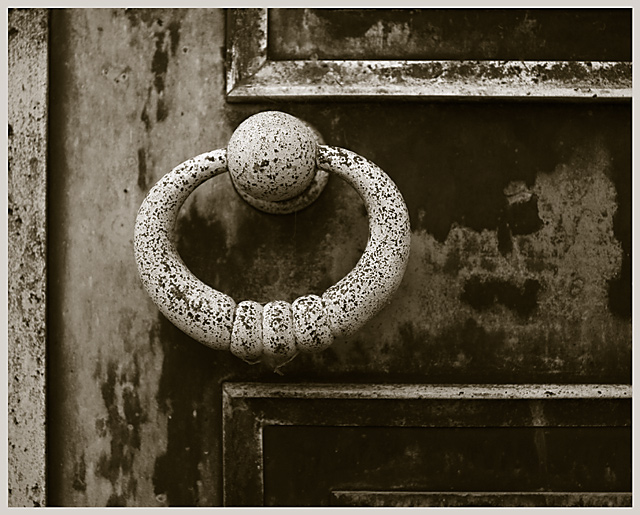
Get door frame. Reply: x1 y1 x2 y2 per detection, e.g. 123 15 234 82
8 8 49 508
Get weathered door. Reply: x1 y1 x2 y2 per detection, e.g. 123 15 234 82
10 7 631 507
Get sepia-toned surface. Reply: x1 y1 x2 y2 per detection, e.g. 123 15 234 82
268 8 632 61
40 8 631 506
222 383 631 506
8 8 49 507
227 9 631 101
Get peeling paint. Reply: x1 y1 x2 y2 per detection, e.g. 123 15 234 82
461 276 541 318
137 148 148 190
152 316 213 506
95 357 147 506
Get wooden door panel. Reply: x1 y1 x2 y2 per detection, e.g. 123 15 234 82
265 426 631 506
269 8 631 61
222 383 631 506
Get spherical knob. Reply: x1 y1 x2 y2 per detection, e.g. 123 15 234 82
227 111 318 202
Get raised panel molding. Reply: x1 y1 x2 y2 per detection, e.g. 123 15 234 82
225 9 631 102
222 383 631 506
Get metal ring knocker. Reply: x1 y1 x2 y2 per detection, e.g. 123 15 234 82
134 111 411 370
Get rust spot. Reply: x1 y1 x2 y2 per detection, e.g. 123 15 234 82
151 30 170 122
124 8 171 30
156 98 168 123
96 357 147 506
95 417 107 438
72 451 86 492
140 87 152 131
167 20 181 56
124 8 139 27
137 148 148 191
605 121 631 319
461 276 540 318
152 316 210 506
151 31 168 91
505 193 543 235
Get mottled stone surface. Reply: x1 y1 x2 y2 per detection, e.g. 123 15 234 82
8 8 48 508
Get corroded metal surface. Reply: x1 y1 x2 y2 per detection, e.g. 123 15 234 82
229 59 632 101
226 8 631 101
48 9 231 506
269 8 631 61
223 383 632 400
266 426 630 506
222 382 631 506
47 7 631 508
134 116 411 369
318 146 411 336
8 7 48 507
331 491 632 507
225 8 266 95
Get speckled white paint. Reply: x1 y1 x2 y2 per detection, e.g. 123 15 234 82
227 111 317 202
134 112 411 369
292 295 334 352
261 300 298 370
230 301 263 364
318 145 412 338
134 149 236 350
233 166 330 215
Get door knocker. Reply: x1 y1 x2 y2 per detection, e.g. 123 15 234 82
134 111 411 370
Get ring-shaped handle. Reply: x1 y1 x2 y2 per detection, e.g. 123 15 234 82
134 146 411 370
